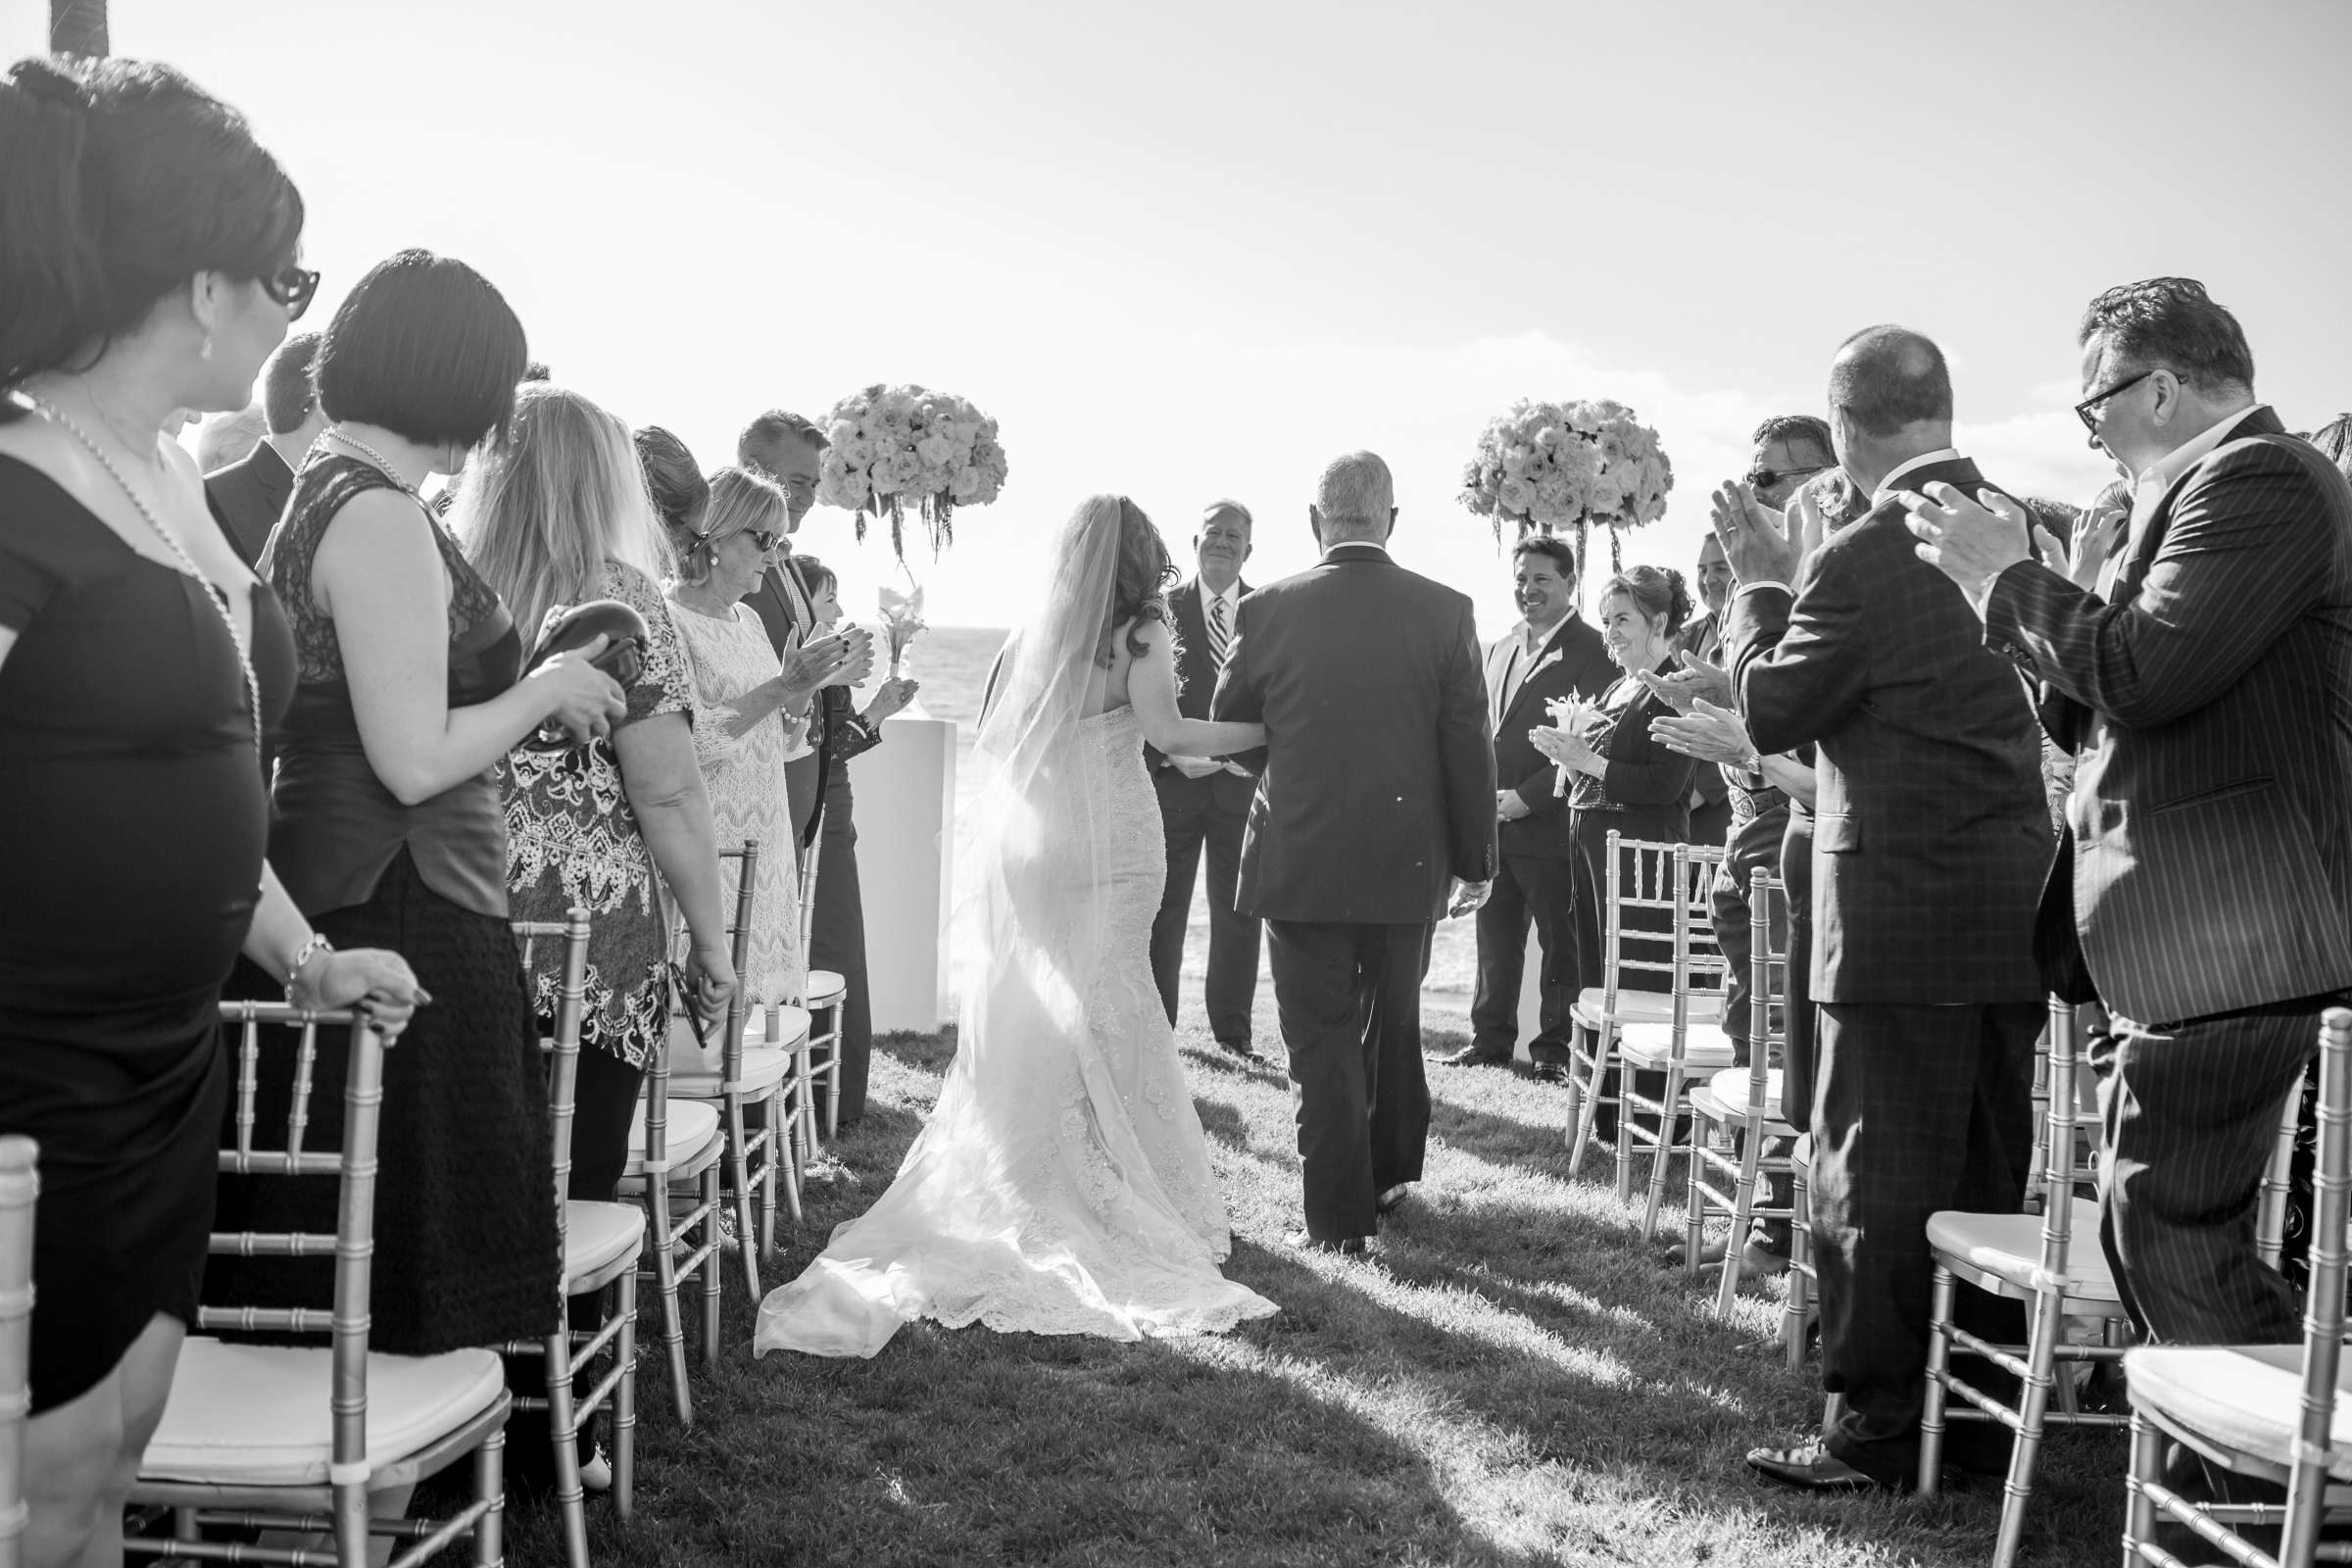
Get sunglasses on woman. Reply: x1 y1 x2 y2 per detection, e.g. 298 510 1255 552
1744 462 1833 493
261 265 321 321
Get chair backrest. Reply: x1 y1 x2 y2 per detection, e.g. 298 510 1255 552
210 1004 387 1491
513 907 592 1219
2029 996 2088 1282
0 1135 35 1568
2257 1070 2313 1269
1736 867 1786 1114
796 817 823 975
667 840 760 1111
1599 832 1726 1024
2279 1007 2352 1565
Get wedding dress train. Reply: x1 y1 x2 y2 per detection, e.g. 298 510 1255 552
754 507 1277 1358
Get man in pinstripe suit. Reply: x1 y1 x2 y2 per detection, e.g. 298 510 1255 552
1719 327 2052 1493
1906 279 2352 1367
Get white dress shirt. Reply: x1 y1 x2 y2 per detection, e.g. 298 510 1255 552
2094 405 2267 597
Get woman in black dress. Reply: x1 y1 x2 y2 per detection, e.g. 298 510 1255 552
0 57 425 1567
206 252 626 1358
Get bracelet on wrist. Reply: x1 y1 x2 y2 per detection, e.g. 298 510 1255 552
285 933 334 1004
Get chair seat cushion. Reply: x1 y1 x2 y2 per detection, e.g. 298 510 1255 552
2126 1344 2352 1481
1703 1066 1783 1120
564 1199 646 1288
623 1099 721 1178
1572 988 1724 1031
143 1339 506 1487
804 970 847 1006
1617 1021 1739 1071
1924 1200 2123 1303
670 1046 795 1101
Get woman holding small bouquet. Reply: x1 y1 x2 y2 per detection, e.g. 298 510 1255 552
792 554 916 1126
1529 564 1697 1001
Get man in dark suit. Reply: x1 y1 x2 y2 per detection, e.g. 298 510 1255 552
1905 278 2352 1368
739 410 841 846
204 330 324 566
1148 500 1265 1059
1715 327 2051 1492
1445 533 1611 1070
1212 451 1495 1251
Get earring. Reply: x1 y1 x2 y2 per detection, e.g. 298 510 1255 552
199 331 214 363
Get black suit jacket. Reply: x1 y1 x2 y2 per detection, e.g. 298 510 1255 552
1211 543 1495 924
204 439 296 568
1485 614 1613 858
1724 456 2050 1005
1985 407 2352 1024
1145 577 1257 813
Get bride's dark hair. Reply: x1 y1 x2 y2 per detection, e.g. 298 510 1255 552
1096 495 1178 666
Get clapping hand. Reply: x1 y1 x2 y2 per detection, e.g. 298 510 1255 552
1651 698 1758 768
2065 492 2129 592
863 676 920 725
1709 479 1802 587
1636 649 1736 715
1529 724 1600 773
1899 482 2035 612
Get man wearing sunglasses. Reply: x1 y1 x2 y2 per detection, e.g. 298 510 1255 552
1905 278 2352 1523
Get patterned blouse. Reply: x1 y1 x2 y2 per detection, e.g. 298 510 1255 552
501 562 694 1067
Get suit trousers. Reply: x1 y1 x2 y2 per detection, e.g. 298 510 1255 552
2093 1000 2321 1347
784 751 824 847
808 766 871 1126
1149 770 1262 1044
1266 918 1432 1243
1470 853 1581 1063
1815 999 2040 1484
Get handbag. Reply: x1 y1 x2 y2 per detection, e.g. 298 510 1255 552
521 599 649 750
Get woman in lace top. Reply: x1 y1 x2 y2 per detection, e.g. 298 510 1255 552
459 384 737 1205
654 460 863 1016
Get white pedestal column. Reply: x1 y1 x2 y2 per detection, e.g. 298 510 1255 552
847 715 956 1033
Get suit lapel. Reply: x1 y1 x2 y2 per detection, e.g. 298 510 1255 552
2116 407 2284 599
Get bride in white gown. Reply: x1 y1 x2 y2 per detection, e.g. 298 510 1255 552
754 494 1280 1357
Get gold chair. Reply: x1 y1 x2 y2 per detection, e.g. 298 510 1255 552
1783 1134 1816 1370
506 909 643 1568
2122 1007 2352 1568
1562 832 1724 1174
669 841 811 1296
1919 1000 2312 1565
127 1005 509 1567
1611 840 1729 1232
0 1135 34 1568
1683 868 1795 1318
618 972 729 1416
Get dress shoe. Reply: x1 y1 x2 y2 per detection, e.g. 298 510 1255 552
1745 1442 1895 1494
1529 1061 1567 1084
1438 1044 1511 1068
1215 1038 1263 1064
1282 1229 1366 1255
1377 1183 1412 1215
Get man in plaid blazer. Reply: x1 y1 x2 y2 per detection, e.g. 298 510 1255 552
1908 280 2352 1371
1718 327 2053 1493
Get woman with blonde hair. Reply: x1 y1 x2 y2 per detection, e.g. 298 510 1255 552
661 461 865 1019
456 383 736 1214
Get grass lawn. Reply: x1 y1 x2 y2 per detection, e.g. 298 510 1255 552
496 996 2127 1567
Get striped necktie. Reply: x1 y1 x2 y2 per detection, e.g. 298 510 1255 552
1206 592 1232 664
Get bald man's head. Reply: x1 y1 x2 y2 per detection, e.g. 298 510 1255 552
1829 325 1953 439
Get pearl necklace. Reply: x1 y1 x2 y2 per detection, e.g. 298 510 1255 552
322 427 429 503
27 396 263 760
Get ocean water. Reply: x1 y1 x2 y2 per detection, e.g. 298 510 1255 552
866 625 1479 996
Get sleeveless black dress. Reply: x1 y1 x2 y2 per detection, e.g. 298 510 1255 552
0 454 295 1413
206 454 559 1353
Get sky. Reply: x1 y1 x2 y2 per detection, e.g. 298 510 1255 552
17 0 2351 636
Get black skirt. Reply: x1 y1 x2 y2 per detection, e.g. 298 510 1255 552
208 851 561 1352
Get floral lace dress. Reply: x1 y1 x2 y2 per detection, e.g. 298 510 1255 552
668 597 803 1004
501 564 694 1068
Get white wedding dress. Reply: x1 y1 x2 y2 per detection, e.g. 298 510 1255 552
753 502 1278 1358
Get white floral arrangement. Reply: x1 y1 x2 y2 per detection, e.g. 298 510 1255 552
815 383 1008 559
1459 398 1673 569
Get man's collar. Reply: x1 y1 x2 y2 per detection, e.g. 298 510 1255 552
254 438 298 478
1199 575 1242 603
1322 541 1391 562
1872 448 1963 505
2137 403 2267 498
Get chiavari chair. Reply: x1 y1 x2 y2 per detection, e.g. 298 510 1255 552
1682 868 1795 1317
618 966 729 1412
1563 832 1724 1172
506 909 641 1568
0 1136 33 1568
796 810 848 1147
1610 840 1729 1231
127 1005 509 1567
2122 1007 2352 1568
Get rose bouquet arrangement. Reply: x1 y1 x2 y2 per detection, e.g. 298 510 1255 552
815 383 1008 560
1459 398 1673 571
